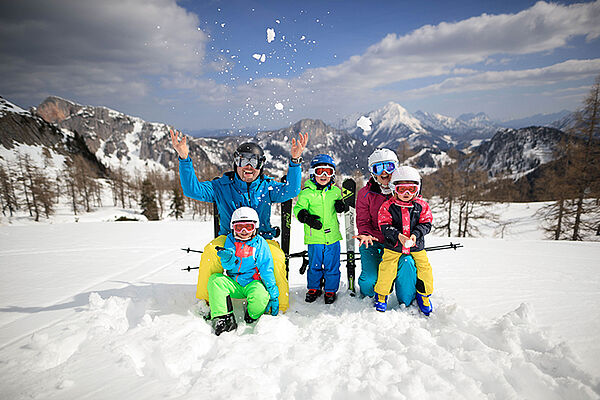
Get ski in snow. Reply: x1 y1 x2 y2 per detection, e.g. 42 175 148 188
342 178 357 294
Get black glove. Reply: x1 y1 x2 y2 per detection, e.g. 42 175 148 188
297 209 323 230
334 199 349 213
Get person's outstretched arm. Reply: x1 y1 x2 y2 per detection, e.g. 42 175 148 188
170 128 215 202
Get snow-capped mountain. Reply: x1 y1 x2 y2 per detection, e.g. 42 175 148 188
0 96 106 176
470 126 567 179
1 95 574 190
256 119 372 175
344 102 430 149
414 110 499 144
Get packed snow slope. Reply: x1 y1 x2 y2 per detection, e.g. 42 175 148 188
0 214 599 399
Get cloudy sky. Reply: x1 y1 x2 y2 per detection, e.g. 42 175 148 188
1 0 599 131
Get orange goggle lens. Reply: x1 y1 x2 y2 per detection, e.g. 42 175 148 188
232 222 256 233
394 183 419 195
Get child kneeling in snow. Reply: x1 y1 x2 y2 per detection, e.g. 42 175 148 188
374 166 435 316
294 154 347 304
207 206 279 336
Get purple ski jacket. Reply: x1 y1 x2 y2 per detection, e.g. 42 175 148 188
356 177 393 244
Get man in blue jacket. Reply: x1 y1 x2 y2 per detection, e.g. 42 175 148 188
170 128 308 313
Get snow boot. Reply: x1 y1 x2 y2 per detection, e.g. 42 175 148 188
416 293 432 316
324 292 337 304
305 289 322 303
213 313 237 336
244 307 257 324
374 294 388 312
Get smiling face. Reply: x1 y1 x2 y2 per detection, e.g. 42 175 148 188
376 171 392 187
315 174 332 186
236 165 260 183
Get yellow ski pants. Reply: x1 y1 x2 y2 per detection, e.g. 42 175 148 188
195 235 289 313
374 249 434 296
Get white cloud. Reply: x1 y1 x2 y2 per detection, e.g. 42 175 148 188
0 0 209 104
231 1 600 121
403 59 600 97
301 1 600 91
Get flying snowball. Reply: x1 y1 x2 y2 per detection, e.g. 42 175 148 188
274 103 284 111
267 28 275 43
357 116 372 132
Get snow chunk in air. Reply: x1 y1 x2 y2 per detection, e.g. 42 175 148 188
357 116 372 133
274 103 284 111
267 28 275 43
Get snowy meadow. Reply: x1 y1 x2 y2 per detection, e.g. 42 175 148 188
0 203 599 399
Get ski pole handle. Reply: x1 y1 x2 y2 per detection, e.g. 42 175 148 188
215 246 226 251
181 247 203 254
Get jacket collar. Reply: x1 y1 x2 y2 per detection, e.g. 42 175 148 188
389 195 415 208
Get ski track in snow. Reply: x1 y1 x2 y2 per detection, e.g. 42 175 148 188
0 221 599 399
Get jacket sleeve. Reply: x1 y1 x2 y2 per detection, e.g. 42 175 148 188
412 199 433 241
178 157 215 202
257 239 279 299
268 161 302 203
378 201 400 248
293 188 311 219
355 189 371 235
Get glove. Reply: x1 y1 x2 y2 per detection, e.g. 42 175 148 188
297 209 322 230
266 297 279 316
334 199 349 213
216 247 236 269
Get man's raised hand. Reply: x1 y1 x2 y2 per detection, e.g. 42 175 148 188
170 128 189 159
291 132 309 159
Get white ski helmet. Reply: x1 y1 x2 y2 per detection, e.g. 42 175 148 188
230 206 260 230
368 148 399 171
389 166 421 192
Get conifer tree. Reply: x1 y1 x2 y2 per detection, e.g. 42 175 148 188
140 178 159 221
169 186 185 220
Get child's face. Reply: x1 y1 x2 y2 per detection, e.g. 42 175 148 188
315 174 331 185
393 180 419 202
232 221 256 241
313 164 334 186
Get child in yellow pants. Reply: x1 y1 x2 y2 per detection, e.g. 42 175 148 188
374 166 434 315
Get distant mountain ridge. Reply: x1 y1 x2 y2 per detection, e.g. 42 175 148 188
0 95 575 190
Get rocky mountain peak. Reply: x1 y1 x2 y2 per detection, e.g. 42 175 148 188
36 96 82 124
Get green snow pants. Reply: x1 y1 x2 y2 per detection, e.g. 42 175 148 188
207 273 270 319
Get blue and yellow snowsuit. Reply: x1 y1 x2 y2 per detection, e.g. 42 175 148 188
293 180 343 292
207 233 278 319
178 156 301 312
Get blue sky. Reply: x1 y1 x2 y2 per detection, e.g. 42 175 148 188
1 0 599 131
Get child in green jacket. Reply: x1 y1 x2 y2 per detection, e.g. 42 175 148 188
294 154 347 304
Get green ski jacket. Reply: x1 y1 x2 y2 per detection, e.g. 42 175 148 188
293 179 343 245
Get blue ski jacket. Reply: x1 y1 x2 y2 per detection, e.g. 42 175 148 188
221 233 279 300
178 156 301 239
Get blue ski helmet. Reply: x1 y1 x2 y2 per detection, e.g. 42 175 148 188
310 154 336 169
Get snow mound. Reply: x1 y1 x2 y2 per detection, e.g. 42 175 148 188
3 285 597 399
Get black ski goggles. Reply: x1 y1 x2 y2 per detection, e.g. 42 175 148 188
234 152 265 169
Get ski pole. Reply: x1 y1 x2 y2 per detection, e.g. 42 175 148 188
424 242 463 251
181 247 203 254
181 266 199 271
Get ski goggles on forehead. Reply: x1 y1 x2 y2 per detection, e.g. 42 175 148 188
234 152 264 169
311 165 335 177
394 183 419 196
232 221 257 233
371 161 396 176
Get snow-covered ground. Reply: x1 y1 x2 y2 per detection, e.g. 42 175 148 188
1 204 599 399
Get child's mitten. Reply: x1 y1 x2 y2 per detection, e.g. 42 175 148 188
297 209 323 230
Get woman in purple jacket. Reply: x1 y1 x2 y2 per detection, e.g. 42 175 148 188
354 148 416 299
